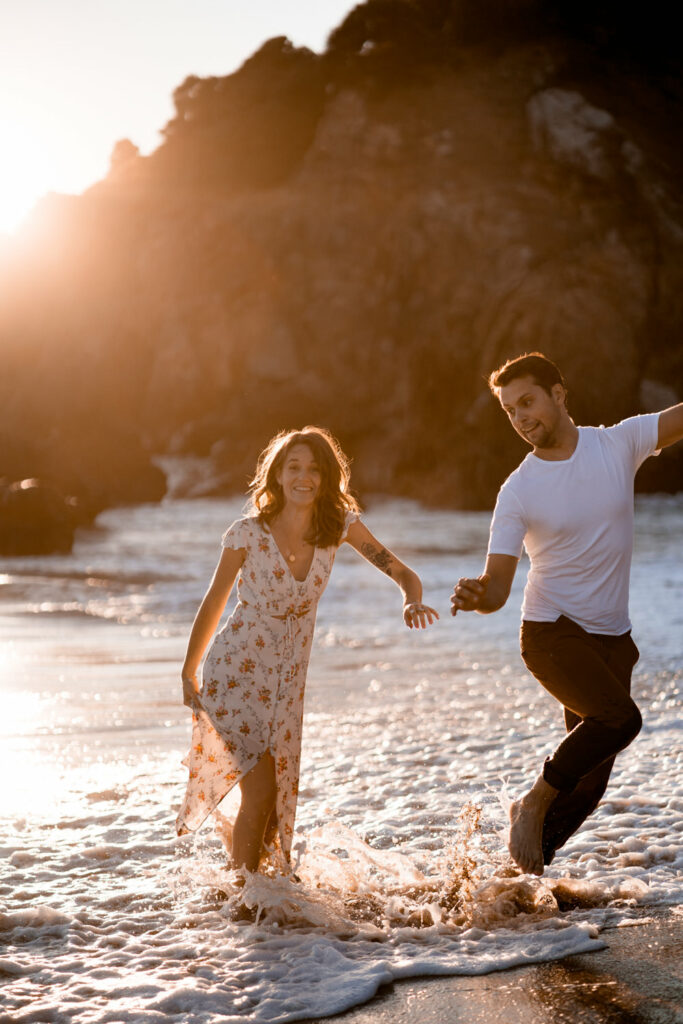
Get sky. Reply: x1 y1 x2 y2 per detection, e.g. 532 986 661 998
0 0 356 234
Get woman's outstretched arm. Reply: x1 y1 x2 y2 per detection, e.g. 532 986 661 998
343 520 439 629
181 546 245 708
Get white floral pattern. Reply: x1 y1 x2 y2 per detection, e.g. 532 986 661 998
176 511 358 858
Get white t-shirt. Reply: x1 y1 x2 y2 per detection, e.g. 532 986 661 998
487 414 660 634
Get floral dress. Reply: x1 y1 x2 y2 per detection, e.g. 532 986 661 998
176 511 358 858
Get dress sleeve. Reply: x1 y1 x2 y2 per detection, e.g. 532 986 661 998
487 482 526 559
339 509 360 544
221 518 249 551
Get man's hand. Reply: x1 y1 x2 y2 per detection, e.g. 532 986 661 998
450 573 490 615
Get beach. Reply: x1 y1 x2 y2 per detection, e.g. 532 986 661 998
305 910 683 1024
1 494 681 1022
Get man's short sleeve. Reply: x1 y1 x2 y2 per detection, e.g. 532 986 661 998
487 482 526 558
606 413 660 471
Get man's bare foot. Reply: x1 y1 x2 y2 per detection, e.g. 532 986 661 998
508 799 545 875
496 863 522 879
507 775 559 875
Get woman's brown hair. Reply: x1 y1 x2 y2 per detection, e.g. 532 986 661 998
248 426 360 547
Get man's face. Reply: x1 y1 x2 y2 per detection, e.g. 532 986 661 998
498 375 566 449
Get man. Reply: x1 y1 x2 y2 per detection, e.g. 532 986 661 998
451 352 683 875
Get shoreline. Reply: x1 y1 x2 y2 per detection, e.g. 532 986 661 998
303 908 683 1024
1 494 681 1024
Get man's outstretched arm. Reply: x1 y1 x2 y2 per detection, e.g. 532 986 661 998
657 403 683 449
450 553 519 615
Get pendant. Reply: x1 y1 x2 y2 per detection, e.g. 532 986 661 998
288 553 296 563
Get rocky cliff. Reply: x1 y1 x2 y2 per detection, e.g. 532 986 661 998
1 0 681 534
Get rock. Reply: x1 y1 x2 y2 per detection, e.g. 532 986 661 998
0 479 80 556
527 89 619 180
0 18 682 513
0 426 167 519
639 379 679 414
49 426 168 512
155 454 244 500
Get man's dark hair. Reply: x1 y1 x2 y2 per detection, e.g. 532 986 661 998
488 352 567 398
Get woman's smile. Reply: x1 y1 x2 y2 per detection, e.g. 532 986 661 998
279 444 322 505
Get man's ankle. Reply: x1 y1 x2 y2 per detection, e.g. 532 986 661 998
526 774 559 811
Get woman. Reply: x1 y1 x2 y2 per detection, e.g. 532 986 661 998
176 426 437 873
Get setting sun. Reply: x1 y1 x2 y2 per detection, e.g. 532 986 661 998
0 110 54 233
0 0 356 236
0 100 106 235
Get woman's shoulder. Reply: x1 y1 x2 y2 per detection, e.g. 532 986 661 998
221 514 261 549
338 508 361 544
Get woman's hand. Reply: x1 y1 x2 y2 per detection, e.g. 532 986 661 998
344 521 439 630
403 601 439 629
182 673 204 712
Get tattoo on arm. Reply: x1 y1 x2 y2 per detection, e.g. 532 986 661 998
360 542 394 577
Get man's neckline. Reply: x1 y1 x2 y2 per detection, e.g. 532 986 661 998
530 425 581 463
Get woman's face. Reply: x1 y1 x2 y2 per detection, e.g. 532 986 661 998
277 443 321 509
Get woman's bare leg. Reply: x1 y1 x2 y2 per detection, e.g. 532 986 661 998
232 752 277 872
263 808 278 850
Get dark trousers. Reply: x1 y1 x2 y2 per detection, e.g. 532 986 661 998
520 615 642 866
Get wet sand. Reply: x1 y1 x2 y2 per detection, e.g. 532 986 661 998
2 495 681 1023
304 911 683 1024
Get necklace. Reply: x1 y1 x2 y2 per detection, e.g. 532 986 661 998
272 521 309 563
284 538 310 563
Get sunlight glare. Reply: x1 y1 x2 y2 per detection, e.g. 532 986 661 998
0 691 62 816
0 108 54 233
0 98 100 235
0 630 20 686
0 643 66 817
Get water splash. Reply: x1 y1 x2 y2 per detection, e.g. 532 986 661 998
183 804 648 939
